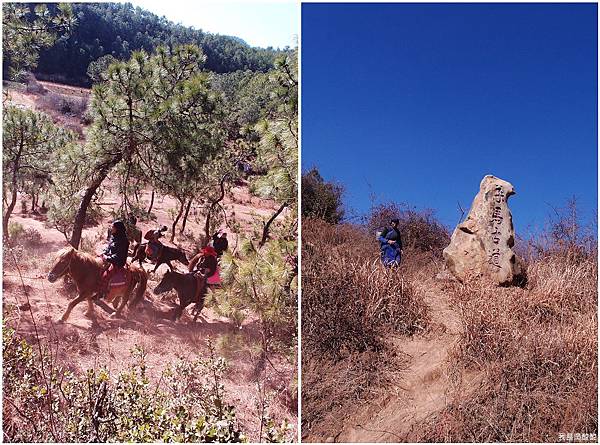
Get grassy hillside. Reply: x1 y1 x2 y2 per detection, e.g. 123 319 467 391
301 211 597 442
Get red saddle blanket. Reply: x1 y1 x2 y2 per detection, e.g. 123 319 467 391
207 267 221 285
106 267 128 288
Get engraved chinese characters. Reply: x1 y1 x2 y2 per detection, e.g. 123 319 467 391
489 185 506 268
443 175 524 286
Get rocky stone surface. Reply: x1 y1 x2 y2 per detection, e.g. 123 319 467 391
443 175 524 286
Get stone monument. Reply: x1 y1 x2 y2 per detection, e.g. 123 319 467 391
443 175 524 286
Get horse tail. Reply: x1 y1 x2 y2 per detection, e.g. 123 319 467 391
131 268 148 308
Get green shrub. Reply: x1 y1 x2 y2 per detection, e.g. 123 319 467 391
3 327 249 443
301 168 344 224
7 221 24 241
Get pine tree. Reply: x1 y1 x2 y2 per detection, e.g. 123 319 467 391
60 45 224 248
212 50 298 353
2 3 75 80
3 105 76 232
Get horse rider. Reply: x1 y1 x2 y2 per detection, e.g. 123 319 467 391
144 225 167 260
193 245 219 281
377 218 403 268
212 230 229 257
189 245 220 308
100 220 129 295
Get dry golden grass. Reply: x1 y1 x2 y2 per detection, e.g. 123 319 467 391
419 247 598 442
301 218 431 438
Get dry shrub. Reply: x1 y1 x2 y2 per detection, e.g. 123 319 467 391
419 245 598 442
302 218 429 437
22 72 47 95
36 91 88 119
302 219 428 358
367 202 450 257
302 350 404 438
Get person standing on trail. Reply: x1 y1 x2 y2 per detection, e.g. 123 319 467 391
377 218 403 267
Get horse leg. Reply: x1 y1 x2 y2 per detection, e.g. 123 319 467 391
84 297 97 319
171 305 184 321
60 292 89 322
192 300 205 322
194 284 208 323
193 287 207 322
111 292 129 318
165 261 173 271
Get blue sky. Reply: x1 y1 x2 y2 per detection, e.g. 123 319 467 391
302 3 598 236
127 0 298 48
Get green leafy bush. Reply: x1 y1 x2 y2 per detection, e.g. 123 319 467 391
3 328 248 443
7 221 24 241
301 168 344 224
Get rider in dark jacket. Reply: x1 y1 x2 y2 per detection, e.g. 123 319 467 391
100 220 129 295
103 220 129 268
144 225 167 260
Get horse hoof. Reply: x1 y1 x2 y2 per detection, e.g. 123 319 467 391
57 318 65 324
84 312 94 319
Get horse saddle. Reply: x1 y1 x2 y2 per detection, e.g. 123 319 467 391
145 242 163 261
108 266 129 288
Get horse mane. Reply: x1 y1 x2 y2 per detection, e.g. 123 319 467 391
55 246 103 269
54 246 75 261
74 249 104 268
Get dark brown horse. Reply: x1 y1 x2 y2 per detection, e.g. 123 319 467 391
131 243 189 273
153 270 207 321
48 247 148 322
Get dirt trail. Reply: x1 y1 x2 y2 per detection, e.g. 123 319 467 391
338 279 479 442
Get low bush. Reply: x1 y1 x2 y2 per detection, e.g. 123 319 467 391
303 219 428 358
3 328 250 443
22 72 48 95
37 91 88 120
7 222 25 241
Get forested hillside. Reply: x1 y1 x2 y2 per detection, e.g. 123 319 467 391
10 2 284 86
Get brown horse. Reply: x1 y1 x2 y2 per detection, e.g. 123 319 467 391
153 270 207 321
47 247 148 322
131 242 189 273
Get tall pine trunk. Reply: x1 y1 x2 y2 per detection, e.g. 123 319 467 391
3 188 18 236
70 156 121 249
147 190 155 216
3 134 24 235
170 198 185 243
180 198 193 234
203 174 230 246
